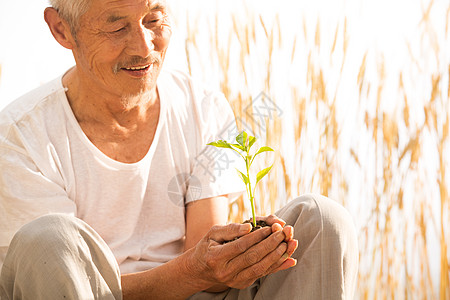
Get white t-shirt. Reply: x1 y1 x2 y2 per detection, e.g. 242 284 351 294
0 68 244 274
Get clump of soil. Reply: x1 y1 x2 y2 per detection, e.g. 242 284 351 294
243 219 269 232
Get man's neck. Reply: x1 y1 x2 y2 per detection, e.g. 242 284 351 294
61 67 161 164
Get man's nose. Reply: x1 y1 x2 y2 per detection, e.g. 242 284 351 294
126 26 155 57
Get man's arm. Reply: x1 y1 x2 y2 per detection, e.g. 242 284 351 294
184 195 234 293
184 196 230 251
122 196 231 298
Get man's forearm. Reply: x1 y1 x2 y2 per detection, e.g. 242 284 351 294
121 248 208 300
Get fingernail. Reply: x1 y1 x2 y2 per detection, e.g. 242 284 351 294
282 253 289 260
240 223 251 233
272 223 282 231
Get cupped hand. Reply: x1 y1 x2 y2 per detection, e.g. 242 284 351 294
253 215 298 273
187 221 297 291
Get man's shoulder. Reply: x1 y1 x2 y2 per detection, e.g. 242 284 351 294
0 76 66 142
0 76 65 125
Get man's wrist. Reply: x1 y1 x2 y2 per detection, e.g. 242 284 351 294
180 246 215 292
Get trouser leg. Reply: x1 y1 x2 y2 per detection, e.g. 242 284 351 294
190 194 358 300
0 214 122 300
253 194 359 299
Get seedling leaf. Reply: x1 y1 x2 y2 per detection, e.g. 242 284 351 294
248 136 257 149
236 131 248 147
256 164 273 185
236 169 249 185
231 143 245 151
254 146 274 157
207 140 232 149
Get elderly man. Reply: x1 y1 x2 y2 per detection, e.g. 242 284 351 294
0 0 358 299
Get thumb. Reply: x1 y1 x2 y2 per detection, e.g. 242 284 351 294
208 223 252 243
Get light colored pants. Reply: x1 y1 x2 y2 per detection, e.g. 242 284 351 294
0 214 122 300
0 194 358 299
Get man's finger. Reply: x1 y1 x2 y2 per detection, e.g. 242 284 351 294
273 257 297 272
257 214 286 227
220 226 275 258
286 239 298 256
282 225 294 241
271 223 283 232
236 241 288 281
208 223 252 244
227 229 286 270
265 239 298 275
266 255 297 275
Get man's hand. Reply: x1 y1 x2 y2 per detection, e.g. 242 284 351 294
256 215 298 274
185 219 298 291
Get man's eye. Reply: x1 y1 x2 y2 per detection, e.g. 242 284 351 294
145 12 165 26
149 19 161 24
107 26 126 34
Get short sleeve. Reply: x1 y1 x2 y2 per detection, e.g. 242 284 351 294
0 136 76 250
186 89 246 204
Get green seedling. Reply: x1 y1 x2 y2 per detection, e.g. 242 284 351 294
207 131 274 228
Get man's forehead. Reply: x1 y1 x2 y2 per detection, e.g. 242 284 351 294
90 0 167 15
85 0 167 24
94 0 166 6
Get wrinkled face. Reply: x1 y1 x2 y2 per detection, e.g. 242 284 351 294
72 0 171 98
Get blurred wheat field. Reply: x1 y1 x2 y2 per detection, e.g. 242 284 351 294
169 0 449 299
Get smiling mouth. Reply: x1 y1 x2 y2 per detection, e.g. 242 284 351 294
123 64 151 71
119 64 155 78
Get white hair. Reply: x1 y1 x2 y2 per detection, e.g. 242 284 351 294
48 0 91 34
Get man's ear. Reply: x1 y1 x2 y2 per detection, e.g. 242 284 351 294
44 7 76 50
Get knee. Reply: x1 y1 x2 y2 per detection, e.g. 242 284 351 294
308 194 358 250
1 214 83 280
278 194 358 250
10 214 82 252
274 195 359 297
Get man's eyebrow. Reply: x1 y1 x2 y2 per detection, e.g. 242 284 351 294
106 15 126 23
105 2 165 23
149 1 166 11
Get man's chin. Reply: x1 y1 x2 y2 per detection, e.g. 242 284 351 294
118 84 158 101
116 77 157 95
